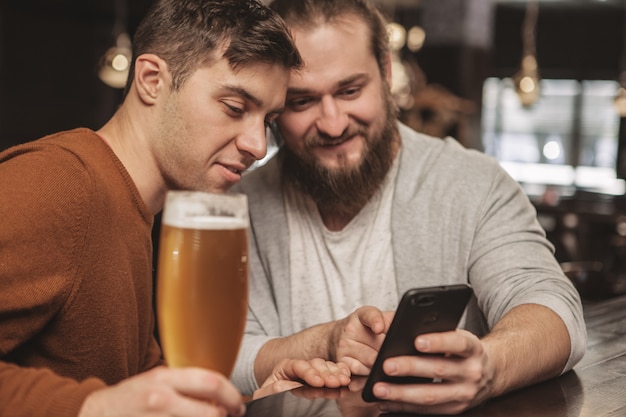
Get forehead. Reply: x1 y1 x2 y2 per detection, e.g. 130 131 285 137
289 18 377 88
191 57 290 108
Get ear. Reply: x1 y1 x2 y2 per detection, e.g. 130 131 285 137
133 53 171 104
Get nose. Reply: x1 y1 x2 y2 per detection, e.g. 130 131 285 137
237 118 267 161
315 95 349 138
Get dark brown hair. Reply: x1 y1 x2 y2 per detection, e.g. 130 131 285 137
125 0 302 95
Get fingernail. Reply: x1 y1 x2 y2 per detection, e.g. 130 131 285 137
374 385 389 398
417 337 430 351
385 361 398 374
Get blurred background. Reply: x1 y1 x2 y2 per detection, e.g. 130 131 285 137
1 0 625 300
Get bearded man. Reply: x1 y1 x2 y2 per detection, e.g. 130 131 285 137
231 0 586 414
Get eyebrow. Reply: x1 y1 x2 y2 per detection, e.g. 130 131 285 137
287 73 370 95
223 84 285 115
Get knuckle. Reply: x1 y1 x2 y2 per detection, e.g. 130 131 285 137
432 362 447 379
198 370 224 393
421 391 439 406
143 386 173 411
465 361 484 383
457 385 479 403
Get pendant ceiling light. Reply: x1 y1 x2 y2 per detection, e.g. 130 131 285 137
614 0 626 117
513 1 540 107
98 0 132 89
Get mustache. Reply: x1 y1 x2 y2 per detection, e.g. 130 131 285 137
306 126 369 147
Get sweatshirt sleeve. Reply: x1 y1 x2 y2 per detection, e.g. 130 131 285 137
468 164 587 372
393 132 586 375
230 160 287 396
230 233 278 396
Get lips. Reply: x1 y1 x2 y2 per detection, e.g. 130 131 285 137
311 132 362 148
320 139 348 147
226 166 243 175
217 158 255 183
222 163 247 177
221 157 253 174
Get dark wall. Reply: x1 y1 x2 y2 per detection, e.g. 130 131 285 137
396 1 625 152
491 2 624 80
408 2 625 100
0 0 624 152
0 0 153 150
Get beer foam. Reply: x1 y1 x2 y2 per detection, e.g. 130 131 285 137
164 215 248 230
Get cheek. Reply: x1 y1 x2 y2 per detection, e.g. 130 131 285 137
278 113 311 148
189 109 232 145
353 92 386 125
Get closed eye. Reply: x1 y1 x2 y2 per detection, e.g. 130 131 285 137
223 101 245 117
287 96 315 112
337 86 362 99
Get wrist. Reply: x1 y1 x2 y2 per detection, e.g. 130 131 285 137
326 320 343 361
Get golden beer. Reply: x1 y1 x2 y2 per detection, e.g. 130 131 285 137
156 192 249 377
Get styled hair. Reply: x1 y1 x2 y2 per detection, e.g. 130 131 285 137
269 0 390 77
125 0 302 95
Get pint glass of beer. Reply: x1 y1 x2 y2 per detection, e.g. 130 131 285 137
156 191 249 377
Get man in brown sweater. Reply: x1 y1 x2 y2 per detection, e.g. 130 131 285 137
0 1 349 416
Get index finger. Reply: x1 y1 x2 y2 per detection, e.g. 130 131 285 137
356 306 388 334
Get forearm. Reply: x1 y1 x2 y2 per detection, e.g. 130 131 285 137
254 321 339 386
482 303 571 398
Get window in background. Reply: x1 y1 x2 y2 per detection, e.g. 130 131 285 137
481 77 623 195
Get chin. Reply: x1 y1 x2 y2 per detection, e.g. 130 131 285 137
324 155 364 172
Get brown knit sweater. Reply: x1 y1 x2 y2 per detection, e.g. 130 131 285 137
0 129 162 416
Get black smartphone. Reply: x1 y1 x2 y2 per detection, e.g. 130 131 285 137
361 284 472 402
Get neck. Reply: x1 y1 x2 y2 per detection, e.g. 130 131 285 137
318 205 361 232
96 107 166 215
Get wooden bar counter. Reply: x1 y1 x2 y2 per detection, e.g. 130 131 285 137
241 294 626 417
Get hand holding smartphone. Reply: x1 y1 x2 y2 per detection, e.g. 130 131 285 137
361 284 472 402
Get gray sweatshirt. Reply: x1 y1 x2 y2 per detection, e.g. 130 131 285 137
231 123 587 395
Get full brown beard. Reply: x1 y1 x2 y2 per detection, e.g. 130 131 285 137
279 86 399 218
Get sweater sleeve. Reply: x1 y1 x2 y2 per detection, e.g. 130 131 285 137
0 362 107 417
0 144 105 416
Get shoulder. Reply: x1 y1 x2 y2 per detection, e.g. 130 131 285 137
0 129 112 231
0 130 105 282
397 123 507 190
399 123 500 171
1 128 104 171
2 129 92 180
